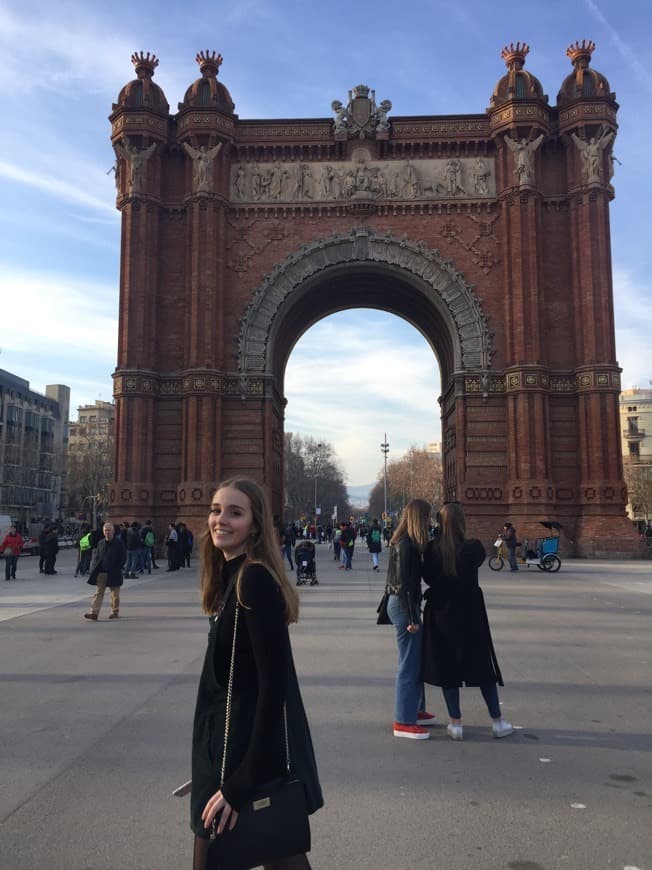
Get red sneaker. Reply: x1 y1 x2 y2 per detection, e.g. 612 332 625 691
417 711 436 725
393 722 430 740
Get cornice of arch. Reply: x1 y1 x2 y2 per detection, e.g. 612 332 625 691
236 227 492 375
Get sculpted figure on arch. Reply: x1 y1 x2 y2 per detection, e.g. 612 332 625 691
114 138 157 195
571 127 614 183
504 133 544 186
182 142 223 192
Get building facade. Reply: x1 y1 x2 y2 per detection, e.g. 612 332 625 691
620 387 652 522
108 42 640 555
0 370 70 529
68 400 115 452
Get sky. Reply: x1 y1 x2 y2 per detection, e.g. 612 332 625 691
0 0 650 487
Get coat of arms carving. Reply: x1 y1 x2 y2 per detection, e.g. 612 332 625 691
331 84 392 140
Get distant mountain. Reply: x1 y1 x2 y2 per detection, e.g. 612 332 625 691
347 484 373 508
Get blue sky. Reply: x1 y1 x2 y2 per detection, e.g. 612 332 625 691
0 0 650 486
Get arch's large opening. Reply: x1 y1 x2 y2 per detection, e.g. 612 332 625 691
284 308 442 511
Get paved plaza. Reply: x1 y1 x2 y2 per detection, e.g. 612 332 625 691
0 546 650 869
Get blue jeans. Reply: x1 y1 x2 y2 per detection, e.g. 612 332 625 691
387 594 425 724
506 545 518 570
126 550 139 575
442 685 501 719
344 546 353 569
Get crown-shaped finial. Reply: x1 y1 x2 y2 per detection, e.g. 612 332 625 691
131 51 159 79
501 42 530 70
351 84 371 99
566 39 595 67
196 51 223 77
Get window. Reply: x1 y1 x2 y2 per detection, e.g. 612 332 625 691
629 442 640 458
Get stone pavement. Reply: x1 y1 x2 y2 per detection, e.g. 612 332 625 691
0 544 650 869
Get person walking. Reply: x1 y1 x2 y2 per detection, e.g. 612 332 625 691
502 522 519 572
281 522 296 571
38 526 48 573
43 526 59 575
74 526 93 577
422 502 513 741
1 525 24 581
165 523 179 571
367 518 382 571
339 522 355 570
190 477 322 870
84 522 127 621
125 521 141 578
386 499 436 740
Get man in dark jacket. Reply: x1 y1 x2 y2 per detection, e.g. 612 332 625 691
502 522 518 572
84 522 127 621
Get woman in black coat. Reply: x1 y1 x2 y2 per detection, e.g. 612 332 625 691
422 502 513 741
190 478 322 870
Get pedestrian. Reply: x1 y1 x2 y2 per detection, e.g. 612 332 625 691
281 522 296 571
1 525 24 581
386 499 436 740
185 526 194 567
367 518 382 570
125 521 141 578
165 522 179 570
38 526 49 573
190 477 322 869
332 525 342 561
338 522 354 570
502 522 519 571
84 522 127 621
74 525 93 577
43 526 59 574
141 520 159 570
422 502 513 741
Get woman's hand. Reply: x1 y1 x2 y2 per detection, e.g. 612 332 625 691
407 623 420 633
201 789 239 835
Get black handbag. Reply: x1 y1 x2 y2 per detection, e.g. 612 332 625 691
376 588 391 625
208 601 311 870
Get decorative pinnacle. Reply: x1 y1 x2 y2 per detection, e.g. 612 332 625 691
196 51 223 77
501 42 529 70
131 51 159 78
566 39 595 67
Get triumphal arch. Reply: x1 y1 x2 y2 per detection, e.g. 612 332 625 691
109 41 638 555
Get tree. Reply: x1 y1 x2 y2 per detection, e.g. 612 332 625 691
66 429 114 528
284 434 352 521
368 446 443 519
624 460 652 521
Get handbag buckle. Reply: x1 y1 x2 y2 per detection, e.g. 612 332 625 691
253 797 271 811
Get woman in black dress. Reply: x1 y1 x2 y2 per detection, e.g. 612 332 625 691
422 502 513 741
191 478 322 869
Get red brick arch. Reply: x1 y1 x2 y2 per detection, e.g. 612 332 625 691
237 228 492 392
109 49 643 555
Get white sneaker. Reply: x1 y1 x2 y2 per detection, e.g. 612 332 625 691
492 718 514 738
447 723 463 741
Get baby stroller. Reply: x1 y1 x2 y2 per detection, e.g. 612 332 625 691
295 540 318 586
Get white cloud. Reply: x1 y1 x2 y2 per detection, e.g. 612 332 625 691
285 312 441 484
0 265 118 358
613 267 652 389
0 158 117 216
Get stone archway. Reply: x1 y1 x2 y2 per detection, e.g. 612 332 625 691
237 228 492 389
109 47 643 555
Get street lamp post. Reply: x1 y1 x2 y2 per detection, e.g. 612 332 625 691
313 442 323 522
380 434 389 525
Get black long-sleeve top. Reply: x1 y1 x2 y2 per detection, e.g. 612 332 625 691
191 556 289 825
386 536 423 624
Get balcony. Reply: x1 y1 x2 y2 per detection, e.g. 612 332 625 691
624 427 645 442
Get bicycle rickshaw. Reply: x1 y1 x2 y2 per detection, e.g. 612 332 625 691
489 521 562 573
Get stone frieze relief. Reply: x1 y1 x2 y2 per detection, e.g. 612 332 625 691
230 151 495 204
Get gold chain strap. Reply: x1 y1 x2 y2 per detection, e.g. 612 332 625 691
211 601 291 839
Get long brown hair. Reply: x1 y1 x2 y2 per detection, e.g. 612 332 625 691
437 502 467 576
390 498 432 552
199 477 299 623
